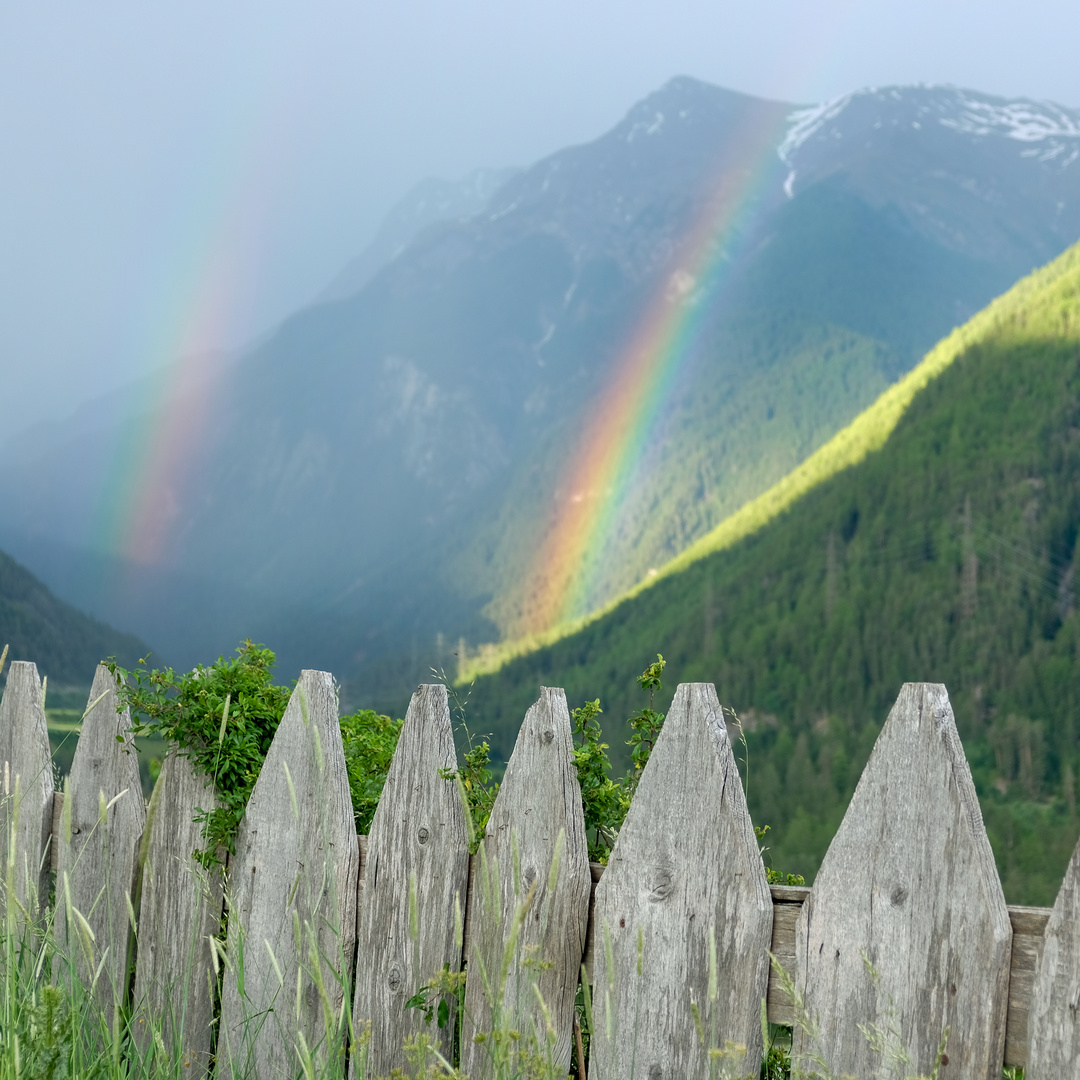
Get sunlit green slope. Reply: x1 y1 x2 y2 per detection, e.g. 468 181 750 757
466 241 1080 906
464 241 1080 681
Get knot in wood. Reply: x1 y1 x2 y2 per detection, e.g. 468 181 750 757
540 727 554 744
387 963 403 994
646 867 673 903
890 883 909 907
417 826 430 845
648 1064 663 1080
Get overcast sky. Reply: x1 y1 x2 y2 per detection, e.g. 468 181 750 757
3 1 1079 436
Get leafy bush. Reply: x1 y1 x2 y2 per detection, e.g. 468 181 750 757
111 642 410 860
570 699 630 863
341 707 404 833
624 654 667 795
569 655 667 863
109 641 290 866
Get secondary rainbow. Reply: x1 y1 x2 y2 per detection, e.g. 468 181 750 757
522 107 796 635
91 93 296 573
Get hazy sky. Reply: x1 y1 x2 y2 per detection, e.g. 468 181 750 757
3 1 1079 436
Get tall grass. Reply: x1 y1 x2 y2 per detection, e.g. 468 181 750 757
0 688 579 1080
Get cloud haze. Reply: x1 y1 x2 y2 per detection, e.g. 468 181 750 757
1 0 1077 435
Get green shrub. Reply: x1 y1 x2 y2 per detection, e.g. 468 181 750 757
109 641 290 867
341 707 404 833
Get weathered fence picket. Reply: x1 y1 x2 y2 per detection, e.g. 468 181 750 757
351 683 471 1078
53 664 146 1025
218 670 360 1078
1027 832 1080 1074
461 687 591 1080
0 660 54 913
794 682 1012 1080
589 683 773 1080
1003 905 1049 1067
131 750 224 1076
7 653 1080 1075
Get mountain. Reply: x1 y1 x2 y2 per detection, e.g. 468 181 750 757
464 239 1080 906
0 547 151 687
2 79 1079 701
318 167 521 303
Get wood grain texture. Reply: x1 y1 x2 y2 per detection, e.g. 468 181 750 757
589 683 773 1080
0 661 54 913
762 888 1044 1065
351 684 470 1078
794 683 1011 1080
53 664 146 1022
583 865 1046 1065
1005 907 1048 1068
218 670 359 1079
767 893 807 1027
461 687 591 1080
132 751 224 1077
51 792 63 873
1027 835 1080 1075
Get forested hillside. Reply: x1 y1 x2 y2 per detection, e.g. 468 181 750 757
0 549 151 687
465 241 1080 907
5 80 1078 696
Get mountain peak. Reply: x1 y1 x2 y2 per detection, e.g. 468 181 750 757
780 84 1080 170
612 76 793 145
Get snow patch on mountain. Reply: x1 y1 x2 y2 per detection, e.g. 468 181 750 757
939 94 1080 142
776 86 1080 197
777 94 855 167
625 110 666 142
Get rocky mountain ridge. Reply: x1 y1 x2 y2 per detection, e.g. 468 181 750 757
3 77 1078 698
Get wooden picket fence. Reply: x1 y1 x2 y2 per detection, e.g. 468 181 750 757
2 660 1080 1078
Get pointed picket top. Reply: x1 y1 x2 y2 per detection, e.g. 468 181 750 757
589 683 772 1080
461 687 591 1080
218 670 359 1079
132 751 224 1078
53 664 146 1022
794 683 1011 1080
1027 832 1080 1074
351 684 471 1078
0 660 55 913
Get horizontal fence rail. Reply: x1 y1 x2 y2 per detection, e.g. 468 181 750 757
3 663 1080 1077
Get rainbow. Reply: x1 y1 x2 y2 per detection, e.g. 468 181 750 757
521 106 796 635
90 89 298 573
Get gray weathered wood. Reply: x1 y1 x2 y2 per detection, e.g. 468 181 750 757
51 791 63 873
589 682 773 1080
767 888 810 1027
461 687 591 1080
53 664 146 1023
759 886 1044 1066
793 682 1011 1080
584 867 1046 1066
351 684 470 1078
1027 833 1080 1075
1005 906 1049 1068
132 751 224 1077
0 660 55 914
218 670 359 1079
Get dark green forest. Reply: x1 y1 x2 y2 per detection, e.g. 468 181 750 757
0 549 150 689
467 242 1080 907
